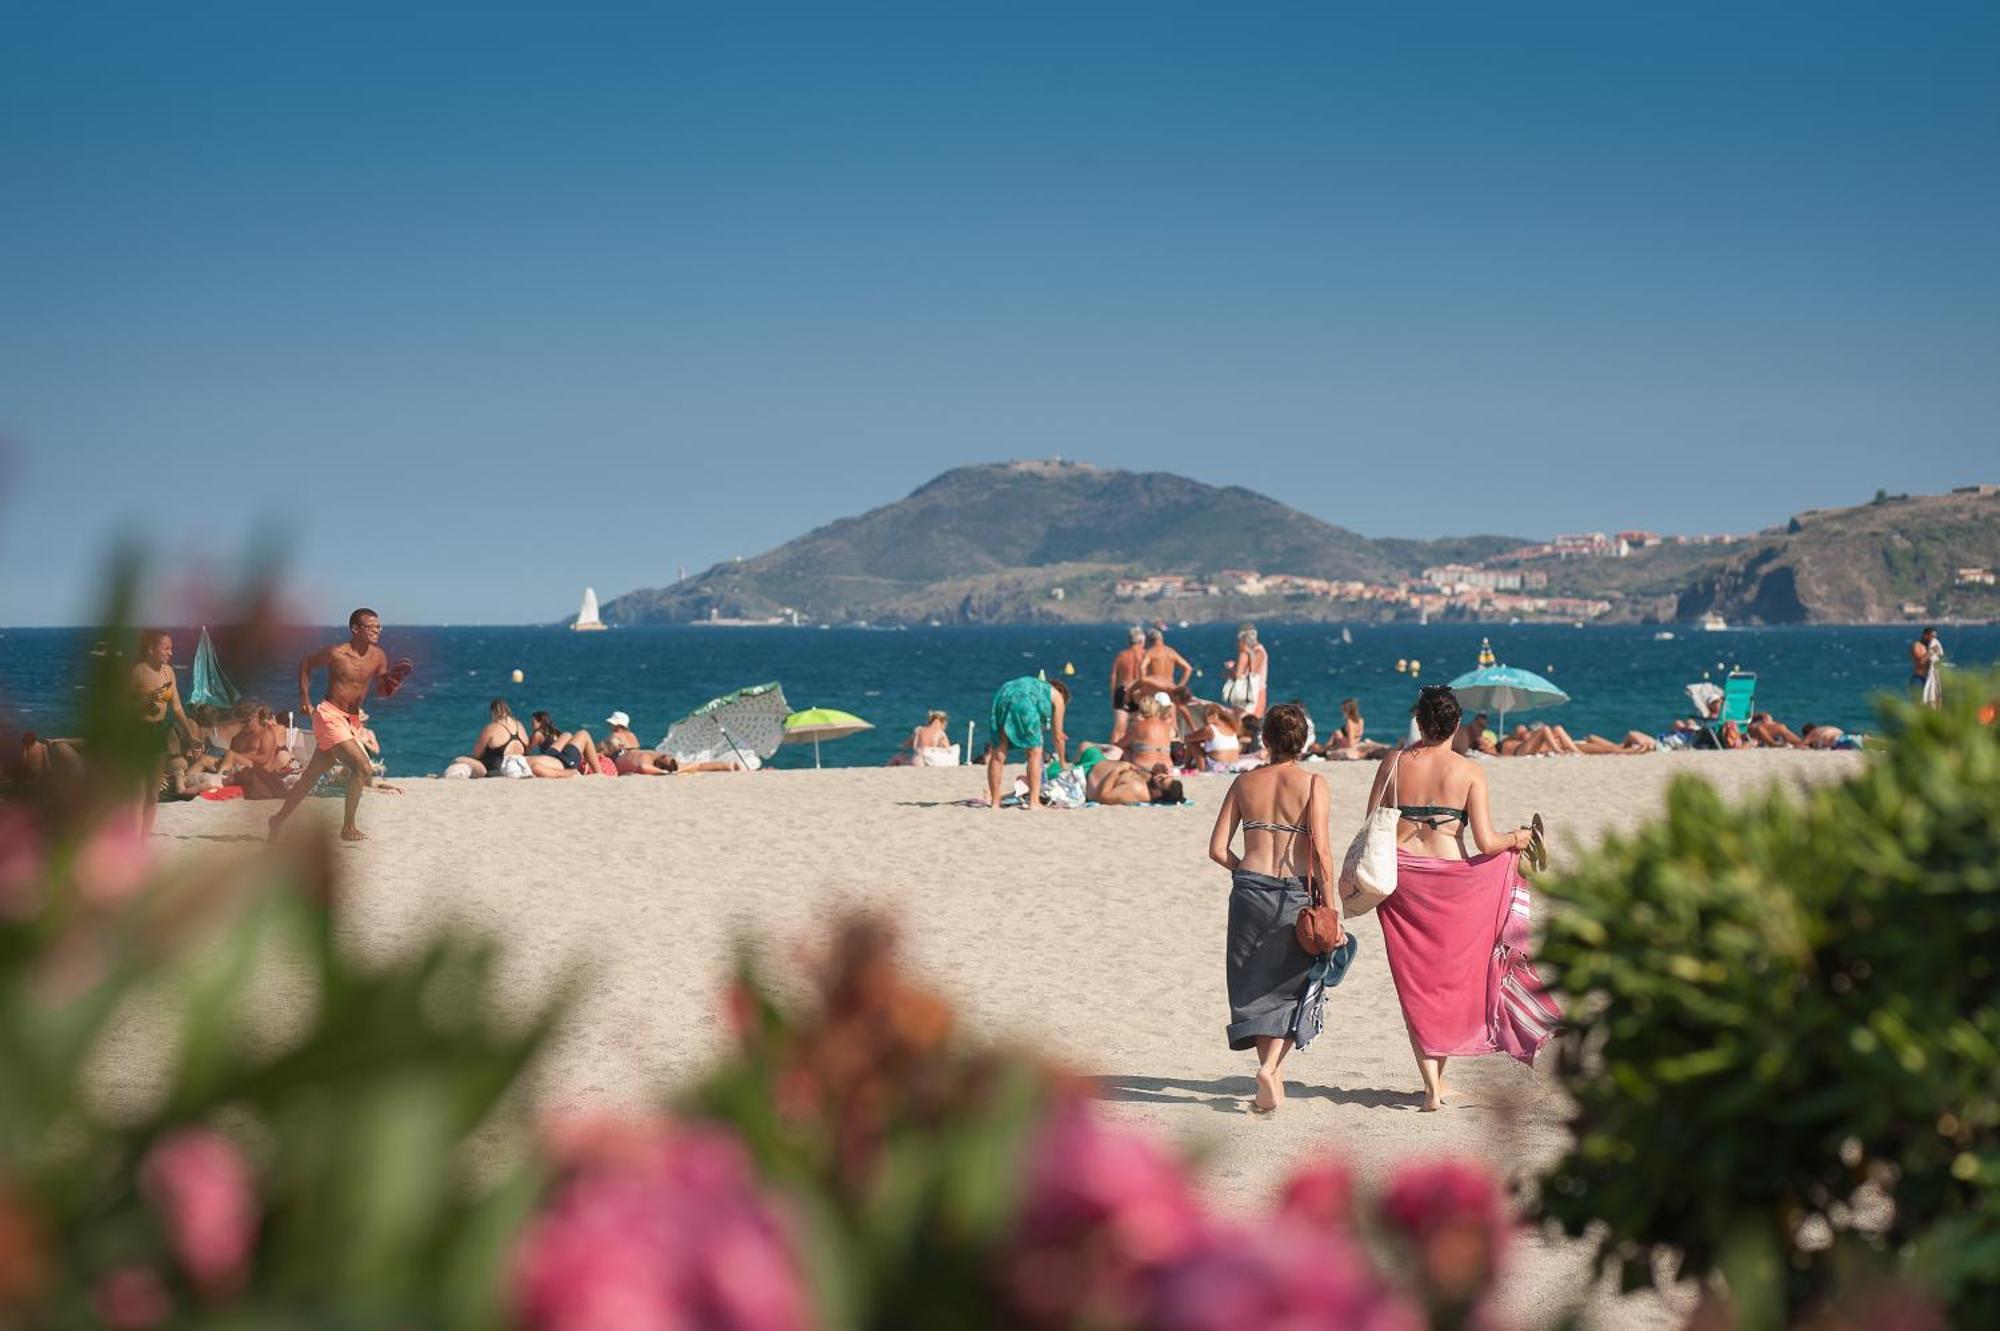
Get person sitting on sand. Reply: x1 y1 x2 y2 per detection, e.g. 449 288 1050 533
530 711 604 775
1367 685 1542 1111
1085 758 1187 806
1121 691 1177 771
448 699 545 777
984 674 1069 810
1197 714 1247 773
1322 698 1389 760
601 711 681 775
225 705 294 799
1207 702 1348 1115
889 710 958 767
1451 711 1490 755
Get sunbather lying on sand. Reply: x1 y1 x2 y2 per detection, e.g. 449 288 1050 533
602 711 681 774
1085 758 1187 806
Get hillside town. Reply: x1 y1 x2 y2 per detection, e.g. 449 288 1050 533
1111 528 1756 622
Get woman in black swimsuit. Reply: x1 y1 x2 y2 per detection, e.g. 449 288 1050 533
530 712 603 774
1207 703 1355 1115
450 698 536 777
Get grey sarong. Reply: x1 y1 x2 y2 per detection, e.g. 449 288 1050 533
1225 870 1318 1051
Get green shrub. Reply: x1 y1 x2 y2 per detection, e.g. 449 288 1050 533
1535 678 2000 1325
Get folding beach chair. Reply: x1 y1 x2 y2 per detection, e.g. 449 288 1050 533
1687 672 1757 747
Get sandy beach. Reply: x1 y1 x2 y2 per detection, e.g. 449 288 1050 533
148 749 1863 1327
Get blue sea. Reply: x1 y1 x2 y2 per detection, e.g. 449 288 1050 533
2 623 1993 776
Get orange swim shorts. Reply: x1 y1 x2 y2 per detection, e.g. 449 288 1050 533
312 700 364 750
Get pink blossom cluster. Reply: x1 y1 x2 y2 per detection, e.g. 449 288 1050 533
1378 1160 1512 1307
1010 1102 1511 1330
513 1119 816 1331
139 1129 260 1298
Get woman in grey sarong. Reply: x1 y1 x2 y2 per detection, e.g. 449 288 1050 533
1207 703 1356 1114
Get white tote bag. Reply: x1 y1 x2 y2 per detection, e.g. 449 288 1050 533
1338 750 1404 917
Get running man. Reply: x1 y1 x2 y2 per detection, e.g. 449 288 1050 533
985 674 1069 810
1108 627 1147 744
132 628 199 832
268 608 411 842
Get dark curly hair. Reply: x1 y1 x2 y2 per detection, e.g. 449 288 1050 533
1411 685 1462 743
1261 703 1310 760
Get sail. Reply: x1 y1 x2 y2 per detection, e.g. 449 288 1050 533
189 626 239 710
573 586 606 630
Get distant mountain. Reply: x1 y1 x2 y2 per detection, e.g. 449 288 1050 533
596 463 1999 626
599 461 1522 626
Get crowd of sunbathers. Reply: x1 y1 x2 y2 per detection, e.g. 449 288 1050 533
11 697 385 804
443 700 745 778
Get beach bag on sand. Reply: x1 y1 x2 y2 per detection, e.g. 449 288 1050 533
1339 751 1403 917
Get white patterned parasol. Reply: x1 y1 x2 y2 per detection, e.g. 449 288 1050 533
657 682 790 768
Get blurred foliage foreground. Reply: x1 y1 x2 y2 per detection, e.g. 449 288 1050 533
0 604 1991 1328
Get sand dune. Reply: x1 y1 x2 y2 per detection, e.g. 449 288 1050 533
152 749 1861 1327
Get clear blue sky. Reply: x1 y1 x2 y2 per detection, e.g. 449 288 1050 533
3 1 1996 625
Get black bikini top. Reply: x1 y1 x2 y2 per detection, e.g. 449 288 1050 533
1398 804 1467 830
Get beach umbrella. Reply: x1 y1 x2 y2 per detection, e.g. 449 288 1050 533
658 682 790 769
1446 664 1568 730
783 707 874 769
188 626 239 711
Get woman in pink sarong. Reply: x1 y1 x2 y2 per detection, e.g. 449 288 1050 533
1364 685 1540 1111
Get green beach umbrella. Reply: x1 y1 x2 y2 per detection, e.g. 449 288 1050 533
783 707 874 769
188 626 239 711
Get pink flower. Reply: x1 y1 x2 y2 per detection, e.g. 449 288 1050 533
1145 1218 1422 1331
1007 1101 1207 1326
91 1266 172 1328
0 807 42 920
139 1130 259 1297
514 1120 815 1331
1377 1160 1510 1305
75 817 152 907
1277 1160 1356 1235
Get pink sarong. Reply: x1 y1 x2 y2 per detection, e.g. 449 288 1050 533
1377 849 1556 1065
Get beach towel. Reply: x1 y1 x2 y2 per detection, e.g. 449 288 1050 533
1225 871 1359 1051
1377 849 1558 1066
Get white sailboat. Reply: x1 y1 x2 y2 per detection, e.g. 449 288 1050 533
571 586 608 632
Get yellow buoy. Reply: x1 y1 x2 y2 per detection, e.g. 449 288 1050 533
1063 662 1076 676
1395 658 1408 673
511 669 524 684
